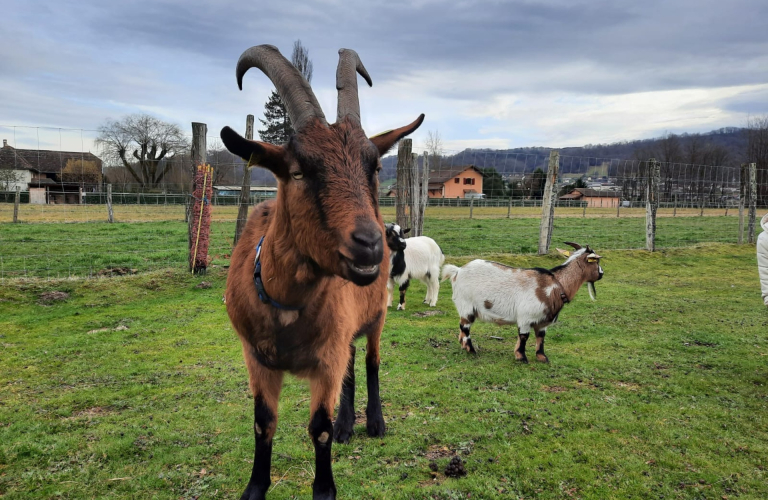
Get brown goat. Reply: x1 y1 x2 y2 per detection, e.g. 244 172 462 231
220 45 423 500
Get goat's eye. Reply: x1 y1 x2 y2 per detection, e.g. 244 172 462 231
291 171 304 180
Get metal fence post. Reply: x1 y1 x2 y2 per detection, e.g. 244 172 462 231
106 184 113 223
538 150 559 254
469 196 474 219
646 158 660 251
234 114 254 246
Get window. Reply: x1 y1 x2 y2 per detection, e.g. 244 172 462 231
454 178 460 184
463 178 475 185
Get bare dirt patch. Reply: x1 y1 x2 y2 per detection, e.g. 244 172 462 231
542 385 569 393
96 267 137 277
425 445 454 460
38 291 70 304
412 310 444 318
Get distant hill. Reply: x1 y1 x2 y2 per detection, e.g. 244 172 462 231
380 127 746 180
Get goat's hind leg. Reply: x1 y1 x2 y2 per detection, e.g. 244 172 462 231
515 327 530 363
459 316 477 354
241 352 284 500
425 272 439 307
534 327 549 363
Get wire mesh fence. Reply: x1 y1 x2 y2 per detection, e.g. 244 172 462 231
0 125 765 280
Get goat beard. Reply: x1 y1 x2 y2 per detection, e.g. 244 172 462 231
587 281 596 301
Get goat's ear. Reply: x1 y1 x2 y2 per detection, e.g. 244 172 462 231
369 114 425 156
403 227 411 234
556 248 570 257
221 126 289 179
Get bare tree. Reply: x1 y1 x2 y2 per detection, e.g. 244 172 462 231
96 114 189 189
745 116 768 204
291 39 313 84
61 159 102 186
425 129 444 172
0 169 21 191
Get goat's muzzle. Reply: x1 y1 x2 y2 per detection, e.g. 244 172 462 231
340 221 384 285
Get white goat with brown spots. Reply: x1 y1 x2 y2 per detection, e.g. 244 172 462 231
441 242 603 361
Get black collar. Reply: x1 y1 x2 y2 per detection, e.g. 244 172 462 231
253 236 303 311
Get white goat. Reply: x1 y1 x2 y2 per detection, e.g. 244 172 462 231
385 223 444 309
441 242 603 361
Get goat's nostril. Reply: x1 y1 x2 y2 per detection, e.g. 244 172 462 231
351 230 381 249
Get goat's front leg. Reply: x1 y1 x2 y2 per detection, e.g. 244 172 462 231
397 279 410 310
386 278 394 308
515 328 530 363
241 354 283 500
365 327 386 437
310 375 343 500
333 344 356 444
534 327 549 363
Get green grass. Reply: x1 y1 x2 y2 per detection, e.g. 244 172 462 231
0 210 756 278
1 244 767 499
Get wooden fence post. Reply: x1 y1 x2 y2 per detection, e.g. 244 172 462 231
419 151 429 236
189 122 207 271
738 163 746 244
507 196 513 218
106 184 113 223
748 162 757 244
538 150 559 254
469 196 474 219
646 158 660 252
673 193 677 217
13 186 20 223
234 114 254 246
395 139 412 230
409 152 420 235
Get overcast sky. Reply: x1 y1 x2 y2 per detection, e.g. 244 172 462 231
1 0 767 153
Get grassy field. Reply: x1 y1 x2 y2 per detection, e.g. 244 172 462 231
0 204 757 279
1 244 767 499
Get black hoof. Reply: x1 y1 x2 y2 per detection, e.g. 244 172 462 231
366 409 386 438
333 418 354 444
240 481 268 500
313 488 336 500
516 357 528 364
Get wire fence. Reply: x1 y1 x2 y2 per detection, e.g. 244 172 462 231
0 125 765 280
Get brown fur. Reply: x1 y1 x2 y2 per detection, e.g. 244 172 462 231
224 115 422 498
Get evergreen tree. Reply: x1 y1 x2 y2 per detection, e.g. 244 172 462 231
479 167 508 198
258 90 292 145
257 40 313 145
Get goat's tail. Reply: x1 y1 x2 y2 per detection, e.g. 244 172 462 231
441 264 460 283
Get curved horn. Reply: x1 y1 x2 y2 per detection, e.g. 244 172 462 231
563 241 582 250
236 45 326 132
336 48 373 125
